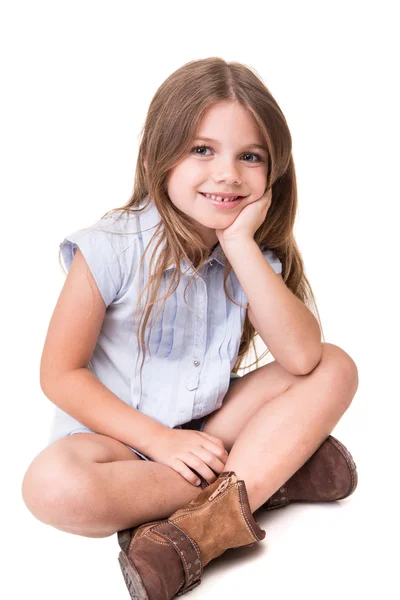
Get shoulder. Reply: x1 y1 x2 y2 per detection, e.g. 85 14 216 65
59 209 142 307
86 209 141 253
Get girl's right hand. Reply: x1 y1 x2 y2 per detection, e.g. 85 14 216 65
148 428 229 486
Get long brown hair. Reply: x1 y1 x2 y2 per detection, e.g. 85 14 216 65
61 57 325 402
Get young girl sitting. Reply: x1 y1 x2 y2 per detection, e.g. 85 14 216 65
22 57 359 599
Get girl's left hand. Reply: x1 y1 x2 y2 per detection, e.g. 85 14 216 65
215 188 272 245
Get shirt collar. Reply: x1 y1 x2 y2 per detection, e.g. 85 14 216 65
135 196 226 274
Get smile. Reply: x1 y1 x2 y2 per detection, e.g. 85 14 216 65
199 192 246 210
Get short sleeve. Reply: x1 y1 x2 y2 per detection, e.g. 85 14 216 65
262 248 282 274
60 220 123 308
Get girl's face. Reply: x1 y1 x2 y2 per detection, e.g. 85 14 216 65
167 101 269 248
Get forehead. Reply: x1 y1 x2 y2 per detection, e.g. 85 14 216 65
195 102 265 145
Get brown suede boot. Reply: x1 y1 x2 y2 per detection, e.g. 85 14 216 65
262 434 358 510
117 471 265 599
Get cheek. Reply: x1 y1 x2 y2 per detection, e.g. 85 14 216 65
168 162 198 193
255 168 268 185
254 176 268 197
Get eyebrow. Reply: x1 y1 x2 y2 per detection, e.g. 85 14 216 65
194 136 268 153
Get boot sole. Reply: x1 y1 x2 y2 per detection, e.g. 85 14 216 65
118 550 149 600
328 435 358 498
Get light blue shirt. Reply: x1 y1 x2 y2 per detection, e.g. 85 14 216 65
48 196 282 444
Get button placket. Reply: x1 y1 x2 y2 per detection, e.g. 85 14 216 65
194 278 206 374
185 278 207 392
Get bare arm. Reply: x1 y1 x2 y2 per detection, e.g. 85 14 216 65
42 367 167 455
221 238 322 375
40 248 168 453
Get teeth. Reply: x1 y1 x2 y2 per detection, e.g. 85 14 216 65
204 193 239 202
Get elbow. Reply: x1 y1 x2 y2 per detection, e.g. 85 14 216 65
40 375 55 399
292 344 323 375
40 368 66 398
40 367 56 397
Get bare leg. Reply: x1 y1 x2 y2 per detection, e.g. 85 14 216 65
81 459 207 536
224 352 359 513
22 435 205 539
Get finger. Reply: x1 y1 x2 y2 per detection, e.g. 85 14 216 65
183 452 219 484
172 458 203 486
195 445 228 473
201 440 229 464
199 433 229 458
198 431 226 450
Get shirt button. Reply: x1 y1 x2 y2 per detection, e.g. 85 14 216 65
194 360 200 366
209 261 214 267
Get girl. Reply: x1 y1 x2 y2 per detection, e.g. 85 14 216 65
22 58 359 599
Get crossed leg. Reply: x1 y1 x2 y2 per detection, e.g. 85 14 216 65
21 343 358 537
203 342 358 512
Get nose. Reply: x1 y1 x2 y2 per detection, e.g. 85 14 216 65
212 158 241 185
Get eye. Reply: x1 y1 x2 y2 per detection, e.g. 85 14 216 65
190 145 264 163
191 144 212 157
242 152 263 163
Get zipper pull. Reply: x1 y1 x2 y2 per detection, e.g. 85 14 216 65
208 477 230 501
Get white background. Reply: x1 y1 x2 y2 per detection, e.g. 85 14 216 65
2 0 398 598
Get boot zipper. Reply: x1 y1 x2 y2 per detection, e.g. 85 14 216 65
208 477 230 501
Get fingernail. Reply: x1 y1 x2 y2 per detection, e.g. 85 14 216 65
196 479 201 486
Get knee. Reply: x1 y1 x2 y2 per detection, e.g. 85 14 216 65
21 454 103 528
318 342 359 405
